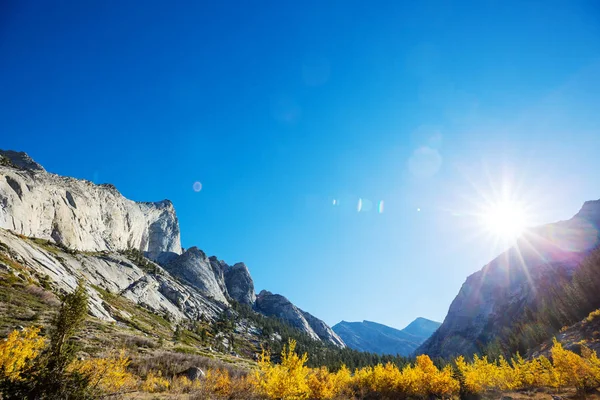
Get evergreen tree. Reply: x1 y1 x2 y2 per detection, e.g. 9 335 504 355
2 279 91 399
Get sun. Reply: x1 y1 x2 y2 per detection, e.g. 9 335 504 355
480 200 528 241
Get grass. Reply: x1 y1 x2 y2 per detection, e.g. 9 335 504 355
0 251 28 272
30 237 61 255
0 274 57 336
92 285 174 339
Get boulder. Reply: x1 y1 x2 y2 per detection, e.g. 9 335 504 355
177 366 205 381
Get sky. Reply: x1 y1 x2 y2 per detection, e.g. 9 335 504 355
1 1 600 329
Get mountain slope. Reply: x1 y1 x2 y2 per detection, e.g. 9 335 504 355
255 290 345 347
402 317 441 341
332 318 440 355
0 149 343 348
417 200 600 359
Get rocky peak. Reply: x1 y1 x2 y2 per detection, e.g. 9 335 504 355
0 150 45 172
402 317 441 340
224 262 256 305
186 246 207 258
164 247 229 304
255 290 345 348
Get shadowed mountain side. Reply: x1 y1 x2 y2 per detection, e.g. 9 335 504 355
417 199 600 359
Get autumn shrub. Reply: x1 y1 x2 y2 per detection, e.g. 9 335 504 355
254 339 310 399
551 338 600 393
585 309 600 324
414 354 459 398
141 370 171 393
307 366 339 399
6 302 600 400
0 327 45 382
455 354 495 394
0 280 139 399
170 375 194 393
67 350 137 395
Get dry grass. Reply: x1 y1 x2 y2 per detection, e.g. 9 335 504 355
24 284 60 307
129 351 250 380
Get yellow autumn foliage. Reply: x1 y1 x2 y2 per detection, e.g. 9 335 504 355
551 338 600 393
346 354 460 399
141 370 171 393
5 327 600 399
254 339 311 399
67 350 137 394
0 327 45 382
207 368 233 396
307 366 338 399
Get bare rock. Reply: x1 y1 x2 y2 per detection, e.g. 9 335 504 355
224 262 256 305
0 150 181 255
177 366 205 381
255 290 345 348
0 150 45 172
164 247 229 304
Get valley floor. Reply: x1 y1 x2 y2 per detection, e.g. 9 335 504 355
120 388 600 400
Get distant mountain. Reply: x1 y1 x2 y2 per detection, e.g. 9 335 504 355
401 317 442 340
332 318 440 355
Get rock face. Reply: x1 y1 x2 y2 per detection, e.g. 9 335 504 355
0 150 45 171
164 248 229 304
417 200 600 358
255 290 345 348
0 228 224 322
224 262 256 305
0 150 344 349
0 150 181 255
332 318 440 355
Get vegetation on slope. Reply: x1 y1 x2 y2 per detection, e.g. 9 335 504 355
4 317 600 399
485 247 600 358
0 234 416 374
6 232 600 398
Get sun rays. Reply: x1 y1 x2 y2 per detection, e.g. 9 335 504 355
478 200 529 242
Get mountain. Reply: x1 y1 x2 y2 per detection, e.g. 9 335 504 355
417 200 600 359
0 151 181 257
332 318 440 355
0 150 344 348
402 317 442 340
256 290 345 347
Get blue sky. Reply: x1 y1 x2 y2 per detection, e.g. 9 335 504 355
1 1 599 328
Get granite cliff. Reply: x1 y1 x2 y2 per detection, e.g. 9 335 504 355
0 150 344 348
0 150 181 256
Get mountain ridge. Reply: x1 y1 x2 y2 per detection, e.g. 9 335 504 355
0 149 345 348
333 318 440 355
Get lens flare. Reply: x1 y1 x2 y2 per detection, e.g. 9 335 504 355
192 181 202 192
